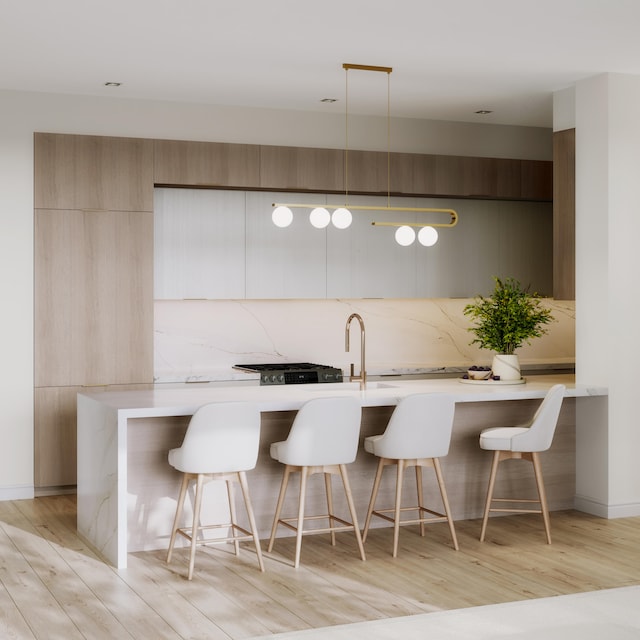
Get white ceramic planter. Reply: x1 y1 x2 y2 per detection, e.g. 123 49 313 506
491 354 521 381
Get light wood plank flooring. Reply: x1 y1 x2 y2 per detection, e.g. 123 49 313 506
1 495 639 639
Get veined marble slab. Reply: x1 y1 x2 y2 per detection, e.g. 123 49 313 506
154 298 575 383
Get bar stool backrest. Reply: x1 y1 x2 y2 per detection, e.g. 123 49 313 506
276 396 362 466
511 384 566 452
170 401 261 474
376 393 455 460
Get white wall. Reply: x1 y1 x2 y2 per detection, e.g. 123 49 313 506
0 89 552 498
574 73 640 517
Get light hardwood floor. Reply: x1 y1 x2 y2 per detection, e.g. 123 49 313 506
1 495 639 639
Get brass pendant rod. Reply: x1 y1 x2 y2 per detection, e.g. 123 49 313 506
343 63 393 73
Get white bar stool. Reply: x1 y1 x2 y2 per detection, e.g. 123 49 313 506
479 383 566 544
267 396 366 568
362 393 459 557
166 401 264 579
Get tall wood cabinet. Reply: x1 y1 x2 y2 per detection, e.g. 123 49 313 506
34 134 154 488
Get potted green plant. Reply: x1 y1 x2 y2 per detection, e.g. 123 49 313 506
463 276 554 381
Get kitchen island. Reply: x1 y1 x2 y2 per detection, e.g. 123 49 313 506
77 374 605 568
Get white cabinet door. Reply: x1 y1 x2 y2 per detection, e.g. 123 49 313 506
245 192 328 299
154 188 246 299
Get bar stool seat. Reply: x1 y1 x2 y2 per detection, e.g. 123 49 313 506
479 384 566 544
267 396 366 568
166 401 264 579
362 393 459 557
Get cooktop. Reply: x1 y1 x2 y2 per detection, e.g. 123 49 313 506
233 362 344 386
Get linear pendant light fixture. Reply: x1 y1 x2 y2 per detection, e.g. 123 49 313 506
272 63 458 246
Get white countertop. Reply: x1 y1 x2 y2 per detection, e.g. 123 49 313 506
79 374 605 418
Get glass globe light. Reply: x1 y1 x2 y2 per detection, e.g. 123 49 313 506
418 226 438 246
331 207 352 229
395 225 416 246
309 207 330 229
272 206 293 228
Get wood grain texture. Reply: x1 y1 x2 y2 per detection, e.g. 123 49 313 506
553 128 576 300
34 133 154 211
154 139 260 187
0 495 638 640
35 209 154 387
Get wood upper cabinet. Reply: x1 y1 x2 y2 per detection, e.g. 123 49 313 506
34 133 154 211
154 139 260 187
259 145 344 192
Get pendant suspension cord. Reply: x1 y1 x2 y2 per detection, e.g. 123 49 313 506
387 70 391 209
344 67 349 207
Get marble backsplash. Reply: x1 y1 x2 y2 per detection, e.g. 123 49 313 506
154 298 575 383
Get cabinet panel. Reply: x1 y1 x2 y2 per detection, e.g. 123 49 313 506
35 383 153 488
154 139 260 187
521 159 553 201
34 133 154 211
154 188 246 299
344 150 389 194
35 209 154 386
389 153 437 195
259 145 344 192
34 386 79 487
553 129 575 300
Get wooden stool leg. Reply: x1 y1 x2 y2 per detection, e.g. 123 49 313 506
339 464 366 562
415 464 425 537
237 471 265 571
188 474 205 580
480 450 501 542
226 479 240 556
362 457 385 543
294 467 309 569
324 472 336 546
433 457 459 551
167 473 189 564
531 452 552 544
268 466 291 552
393 460 405 558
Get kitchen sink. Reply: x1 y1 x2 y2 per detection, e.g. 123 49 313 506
307 381 399 391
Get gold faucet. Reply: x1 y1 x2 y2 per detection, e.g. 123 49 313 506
345 313 366 390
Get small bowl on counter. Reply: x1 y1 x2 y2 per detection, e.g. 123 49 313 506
466 366 492 380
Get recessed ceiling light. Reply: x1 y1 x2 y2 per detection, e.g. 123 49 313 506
475 109 492 115
320 98 338 103
104 82 122 87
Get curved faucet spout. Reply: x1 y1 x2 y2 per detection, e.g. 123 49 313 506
345 313 366 390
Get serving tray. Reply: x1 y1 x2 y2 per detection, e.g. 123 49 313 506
458 377 526 385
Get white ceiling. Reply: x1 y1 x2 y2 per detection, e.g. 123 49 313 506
3 0 640 128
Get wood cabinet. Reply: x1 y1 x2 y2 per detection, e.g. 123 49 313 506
35 209 154 387
259 145 344 192
553 129 575 300
153 137 552 201
154 139 260 187
34 134 154 489
34 133 154 211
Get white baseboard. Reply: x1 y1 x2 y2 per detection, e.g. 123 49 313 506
0 484 35 501
574 495 640 519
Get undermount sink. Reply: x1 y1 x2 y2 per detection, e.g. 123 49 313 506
308 381 399 391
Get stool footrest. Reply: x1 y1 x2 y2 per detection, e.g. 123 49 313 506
371 506 448 526
277 513 356 536
176 522 256 547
